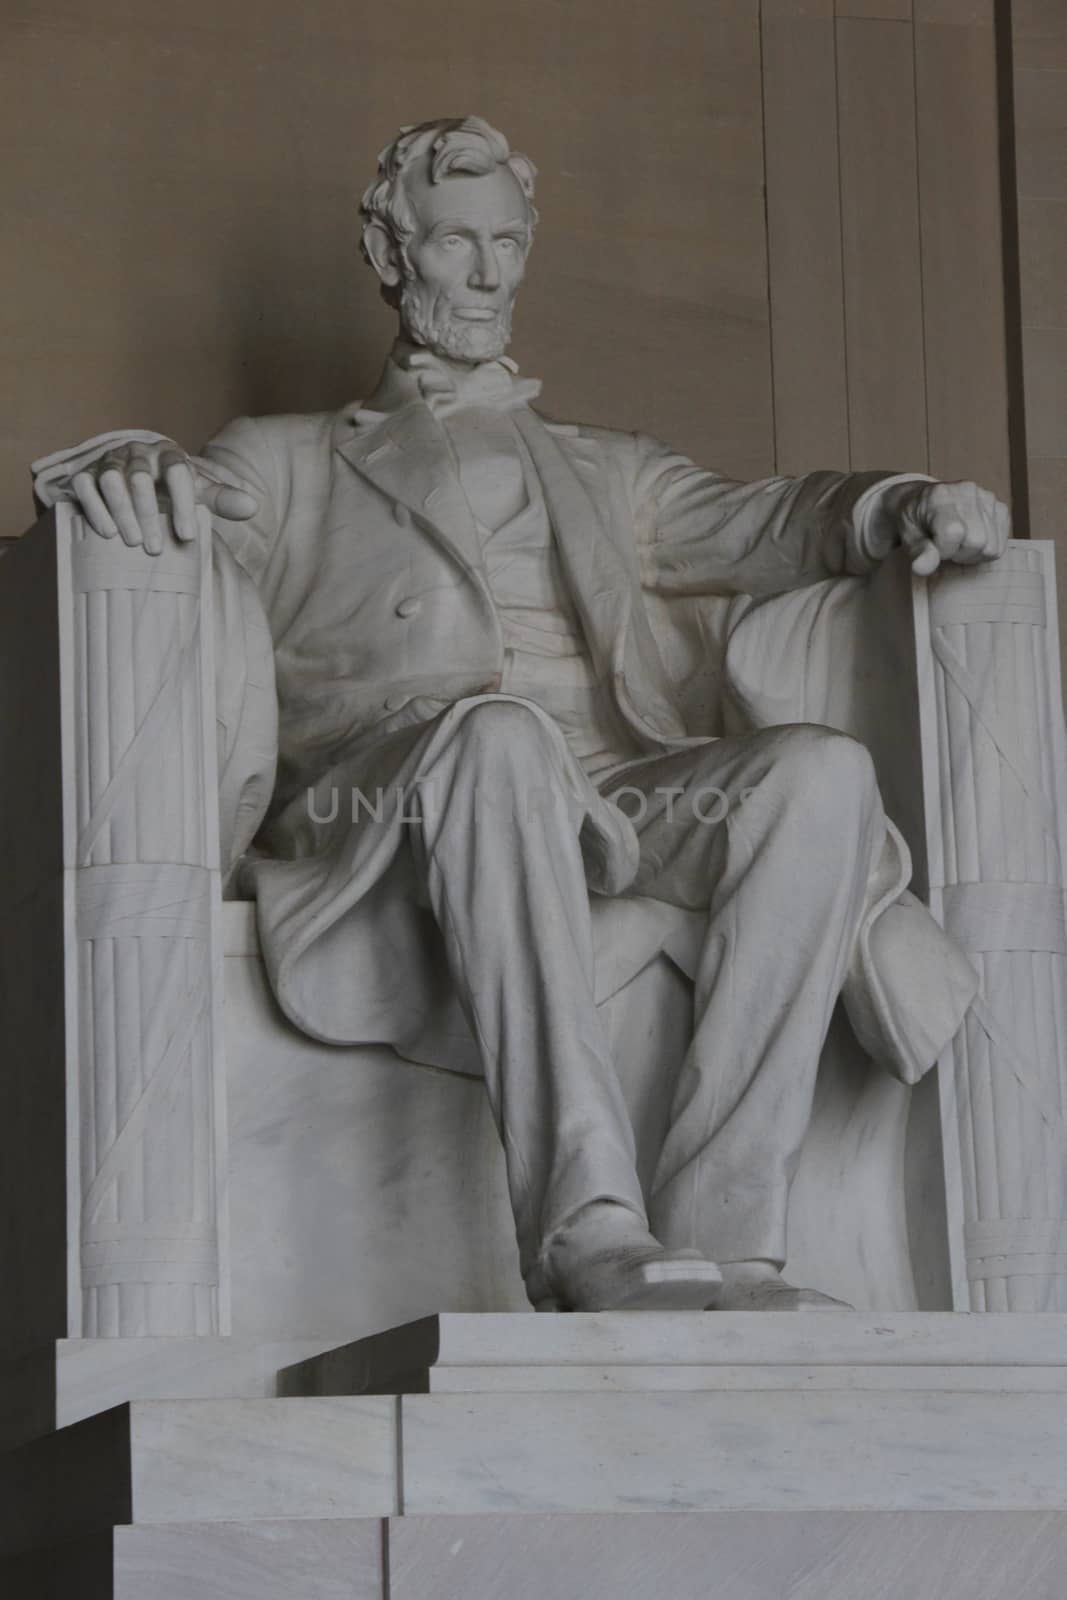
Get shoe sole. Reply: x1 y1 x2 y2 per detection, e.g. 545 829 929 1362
536 1259 722 1313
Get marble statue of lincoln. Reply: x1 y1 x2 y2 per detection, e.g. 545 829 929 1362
37 116 1006 1314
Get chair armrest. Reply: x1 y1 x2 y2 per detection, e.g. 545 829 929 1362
913 541 1067 1310
723 541 1067 1311
11 502 230 1337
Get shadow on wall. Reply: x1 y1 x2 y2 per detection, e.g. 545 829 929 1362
211 190 391 427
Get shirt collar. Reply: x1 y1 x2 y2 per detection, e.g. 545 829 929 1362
353 340 538 425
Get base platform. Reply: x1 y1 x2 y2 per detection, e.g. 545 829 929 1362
5 1314 1067 1596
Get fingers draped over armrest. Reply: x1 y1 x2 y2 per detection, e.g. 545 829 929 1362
32 428 175 511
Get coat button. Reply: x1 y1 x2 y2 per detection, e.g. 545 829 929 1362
384 693 408 713
394 504 412 527
395 597 421 618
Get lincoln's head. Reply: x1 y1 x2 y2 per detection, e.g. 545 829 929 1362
360 117 538 364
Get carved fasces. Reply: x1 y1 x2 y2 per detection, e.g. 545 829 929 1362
916 543 1067 1311
59 504 228 1335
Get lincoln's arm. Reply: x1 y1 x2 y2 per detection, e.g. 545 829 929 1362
629 434 1008 598
194 416 284 581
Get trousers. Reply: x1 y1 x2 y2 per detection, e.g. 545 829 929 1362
406 698 885 1279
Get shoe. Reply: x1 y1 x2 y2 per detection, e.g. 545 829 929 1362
713 1273 852 1312
527 1202 722 1312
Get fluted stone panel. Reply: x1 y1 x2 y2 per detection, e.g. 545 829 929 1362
58 506 227 1335
915 542 1067 1310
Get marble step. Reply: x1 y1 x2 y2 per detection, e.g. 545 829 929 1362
9 1511 1067 1600
0 1397 397 1558
389 1510 1067 1600
421 1360 1067 1392
2 1518 386 1600
397 1388 1067 1513
281 1310 1067 1397
5 1380 1067 1545
0 1335 350 1451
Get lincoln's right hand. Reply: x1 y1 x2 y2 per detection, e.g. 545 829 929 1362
71 440 258 555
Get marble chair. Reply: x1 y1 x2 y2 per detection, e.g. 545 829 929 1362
3 505 1067 1385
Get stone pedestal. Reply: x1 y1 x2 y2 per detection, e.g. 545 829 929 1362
4 1313 1067 1597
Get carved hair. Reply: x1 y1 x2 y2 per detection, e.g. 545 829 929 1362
360 117 538 305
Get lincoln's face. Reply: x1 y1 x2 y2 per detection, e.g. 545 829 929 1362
397 161 532 362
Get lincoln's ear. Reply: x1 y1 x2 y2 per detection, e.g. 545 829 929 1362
363 221 402 288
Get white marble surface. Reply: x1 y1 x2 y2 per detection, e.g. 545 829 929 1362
9 1509 1067 1599
131 1398 396 1523
224 946 528 1337
112 1519 384 1600
913 543 1067 1311
290 1310 1067 1387
426 1362 1067 1393
3 1518 384 1600
388 1510 1067 1600
0 1396 396 1556
5 1310 1067 1584
58 504 228 1338
399 1389 1067 1513
0 1336 352 1450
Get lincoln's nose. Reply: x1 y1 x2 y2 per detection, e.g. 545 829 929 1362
468 239 500 291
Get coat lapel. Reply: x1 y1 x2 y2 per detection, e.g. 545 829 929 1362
511 410 630 673
513 409 689 744
335 402 485 577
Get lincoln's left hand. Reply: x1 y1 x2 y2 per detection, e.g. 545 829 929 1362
883 479 1011 577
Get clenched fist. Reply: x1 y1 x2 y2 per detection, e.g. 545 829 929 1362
883 479 1011 577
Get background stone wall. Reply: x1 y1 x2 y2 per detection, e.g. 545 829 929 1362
1015 2 1067 559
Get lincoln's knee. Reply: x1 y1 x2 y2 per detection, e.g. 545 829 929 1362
451 700 558 778
767 726 879 822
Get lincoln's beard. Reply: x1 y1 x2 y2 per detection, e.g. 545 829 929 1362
399 276 514 364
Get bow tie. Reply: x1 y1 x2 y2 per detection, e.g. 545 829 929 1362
400 350 543 417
